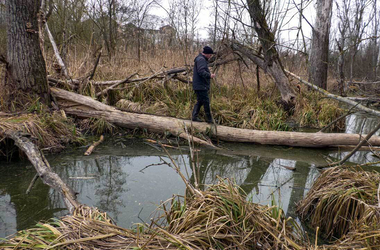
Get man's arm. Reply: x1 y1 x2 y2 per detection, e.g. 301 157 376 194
196 57 211 80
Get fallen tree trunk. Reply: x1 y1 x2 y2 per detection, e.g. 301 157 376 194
286 70 380 118
51 87 380 148
3 130 80 213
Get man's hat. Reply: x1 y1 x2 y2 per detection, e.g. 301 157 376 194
203 46 215 54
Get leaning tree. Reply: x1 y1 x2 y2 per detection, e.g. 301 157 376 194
1 0 50 109
243 0 296 107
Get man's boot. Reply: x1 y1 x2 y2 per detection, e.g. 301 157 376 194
204 104 214 124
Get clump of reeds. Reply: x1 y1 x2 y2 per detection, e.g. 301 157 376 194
294 91 344 130
78 117 116 135
297 167 380 240
162 177 305 249
1 178 306 249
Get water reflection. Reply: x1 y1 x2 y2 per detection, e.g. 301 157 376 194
1 133 370 239
329 113 380 165
0 164 63 238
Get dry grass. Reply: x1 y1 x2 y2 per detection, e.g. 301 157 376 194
1 178 306 250
0 111 84 151
297 167 380 241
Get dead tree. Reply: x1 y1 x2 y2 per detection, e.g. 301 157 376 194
245 0 296 107
336 0 350 96
308 0 333 90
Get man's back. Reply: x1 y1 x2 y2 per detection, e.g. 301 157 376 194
193 53 211 91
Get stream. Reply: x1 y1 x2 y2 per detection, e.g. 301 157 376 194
1 113 380 238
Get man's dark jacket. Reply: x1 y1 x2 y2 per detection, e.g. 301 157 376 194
193 53 211 91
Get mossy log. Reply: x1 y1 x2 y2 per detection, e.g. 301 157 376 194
51 87 380 148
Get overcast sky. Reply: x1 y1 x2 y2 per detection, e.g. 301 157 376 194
153 0 315 42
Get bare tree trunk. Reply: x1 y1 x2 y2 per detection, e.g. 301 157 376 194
374 0 378 79
246 0 296 106
3 0 50 107
213 0 218 47
308 0 333 90
337 42 346 96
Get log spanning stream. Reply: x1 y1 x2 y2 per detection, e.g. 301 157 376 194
1 113 380 238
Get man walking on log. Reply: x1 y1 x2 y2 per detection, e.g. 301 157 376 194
192 46 216 123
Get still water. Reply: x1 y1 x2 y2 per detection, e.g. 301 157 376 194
1 113 380 238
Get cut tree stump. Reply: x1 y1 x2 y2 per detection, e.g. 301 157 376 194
51 87 380 148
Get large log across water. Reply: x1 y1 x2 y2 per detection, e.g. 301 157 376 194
51 87 380 148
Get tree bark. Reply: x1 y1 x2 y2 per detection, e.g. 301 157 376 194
51 87 380 148
4 0 50 106
245 0 296 106
308 0 333 90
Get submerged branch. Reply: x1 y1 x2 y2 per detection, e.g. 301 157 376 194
3 131 80 213
84 135 104 156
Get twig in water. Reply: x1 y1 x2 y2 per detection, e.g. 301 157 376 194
183 122 198 189
26 173 39 194
84 135 104 156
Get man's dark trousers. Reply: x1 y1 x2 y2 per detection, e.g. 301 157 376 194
192 90 212 122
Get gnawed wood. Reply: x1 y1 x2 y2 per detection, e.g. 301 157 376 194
84 135 104 156
51 87 380 148
3 131 79 213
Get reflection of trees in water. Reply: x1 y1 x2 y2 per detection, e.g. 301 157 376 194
0 165 60 237
53 156 128 221
251 159 295 213
330 114 380 165
192 153 318 217
0 194 16 237
0 142 329 237
95 156 127 221
194 153 251 186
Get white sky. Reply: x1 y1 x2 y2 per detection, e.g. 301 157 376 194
152 0 216 39
153 0 315 42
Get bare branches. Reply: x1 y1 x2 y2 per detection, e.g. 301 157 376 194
95 72 138 97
